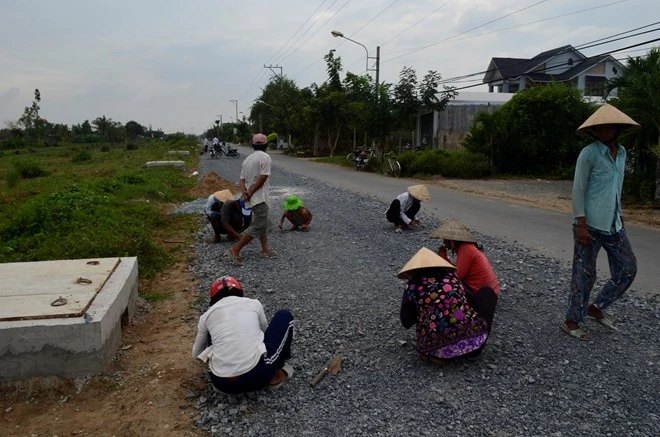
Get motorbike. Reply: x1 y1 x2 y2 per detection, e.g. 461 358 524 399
209 148 218 159
353 149 373 171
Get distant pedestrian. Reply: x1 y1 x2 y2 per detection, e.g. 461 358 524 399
386 185 431 233
279 195 313 231
225 133 276 265
561 103 640 341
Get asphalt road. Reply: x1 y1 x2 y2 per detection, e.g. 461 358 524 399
233 145 660 298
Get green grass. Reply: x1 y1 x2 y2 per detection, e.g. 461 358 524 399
312 155 355 168
141 289 175 303
0 139 199 279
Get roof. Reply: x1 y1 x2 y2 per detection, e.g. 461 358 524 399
483 45 621 86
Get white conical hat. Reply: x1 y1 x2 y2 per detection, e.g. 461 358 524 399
577 103 640 134
407 184 431 202
429 219 477 242
397 247 455 279
213 189 234 202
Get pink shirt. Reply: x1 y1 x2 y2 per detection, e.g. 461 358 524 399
455 244 500 295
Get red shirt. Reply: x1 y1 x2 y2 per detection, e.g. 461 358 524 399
455 244 500 295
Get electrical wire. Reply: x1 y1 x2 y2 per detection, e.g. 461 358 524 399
384 0 550 62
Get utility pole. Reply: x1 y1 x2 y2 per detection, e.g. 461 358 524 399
264 64 283 88
375 46 380 102
229 100 238 123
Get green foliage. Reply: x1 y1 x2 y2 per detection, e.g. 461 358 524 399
6 169 20 187
12 157 48 178
0 136 28 150
0 142 197 278
71 149 92 163
126 142 138 150
398 149 491 178
267 132 278 143
463 83 594 175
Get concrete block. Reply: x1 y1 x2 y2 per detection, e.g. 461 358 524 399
0 257 138 381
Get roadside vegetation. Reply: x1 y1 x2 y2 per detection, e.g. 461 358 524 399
0 137 199 279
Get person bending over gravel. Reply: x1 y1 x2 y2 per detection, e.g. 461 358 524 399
386 184 431 233
192 276 294 393
398 248 497 366
432 218 500 299
279 194 313 231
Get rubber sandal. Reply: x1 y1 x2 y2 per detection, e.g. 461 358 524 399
394 227 403 234
588 315 619 332
262 249 278 258
560 321 589 341
269 363 293 389
224 250 243 266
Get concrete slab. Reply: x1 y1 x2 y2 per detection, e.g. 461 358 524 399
0 258 120 321
0 257 138 382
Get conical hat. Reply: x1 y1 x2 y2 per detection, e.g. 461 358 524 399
213 189 234 202
397 247 456 279
577 103 640 134
429 219 476 243
407 184 431 202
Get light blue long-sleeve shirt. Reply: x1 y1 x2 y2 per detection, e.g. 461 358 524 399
572 140 626 234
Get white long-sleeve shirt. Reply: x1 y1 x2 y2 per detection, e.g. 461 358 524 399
395 192 416 225
192 296 268 377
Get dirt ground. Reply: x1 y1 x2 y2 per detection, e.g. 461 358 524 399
1 173 657 437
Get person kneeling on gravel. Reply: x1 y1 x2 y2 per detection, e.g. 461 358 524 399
192 276 294 394
279 194 313 231
431 218 501 302
398 248 497 366
386 185 431 233
205 189 236 243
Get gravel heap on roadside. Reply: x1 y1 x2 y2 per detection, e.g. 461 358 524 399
172 155 659 437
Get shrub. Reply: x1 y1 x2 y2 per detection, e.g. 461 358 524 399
126 143 138 150
71 150 93 163
12 158 48 179
100 145 110 152
6 169 20 188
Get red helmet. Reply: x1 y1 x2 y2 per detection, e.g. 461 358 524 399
210 276 243 298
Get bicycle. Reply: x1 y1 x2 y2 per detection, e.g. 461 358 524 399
382 151 401 177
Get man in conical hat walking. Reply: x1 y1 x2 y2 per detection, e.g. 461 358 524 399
561 104 639 340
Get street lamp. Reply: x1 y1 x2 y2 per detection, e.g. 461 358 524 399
331 30 380 97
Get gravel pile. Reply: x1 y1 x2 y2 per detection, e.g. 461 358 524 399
173 155 659 437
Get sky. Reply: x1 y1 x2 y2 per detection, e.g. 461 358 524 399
1 0 658 134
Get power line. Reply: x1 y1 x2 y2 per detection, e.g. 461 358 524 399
239 0 331 100
384 0 550 63
432 24 660 86
443 37 660 93
273 0 343 65
264 0 330 65
380 0 455 47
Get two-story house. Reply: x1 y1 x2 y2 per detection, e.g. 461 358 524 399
483 45 624 96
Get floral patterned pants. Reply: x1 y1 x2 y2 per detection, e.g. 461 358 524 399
566 226 637 323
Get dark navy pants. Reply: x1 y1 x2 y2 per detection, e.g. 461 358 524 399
210 309 294 394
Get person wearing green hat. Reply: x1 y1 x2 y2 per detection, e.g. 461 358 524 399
278 194 313 231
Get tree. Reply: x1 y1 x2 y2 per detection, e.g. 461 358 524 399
125 120 145 139
606 47 660 200
463 83 593 175
18 89 41 143
93 116 125 143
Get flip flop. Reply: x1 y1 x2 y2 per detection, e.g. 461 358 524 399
262 249 278 258
560 321 589 341
224 250 243 266
269 363 293 389
588 315 619 332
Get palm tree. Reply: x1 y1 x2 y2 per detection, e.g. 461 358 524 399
606 47 660 200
